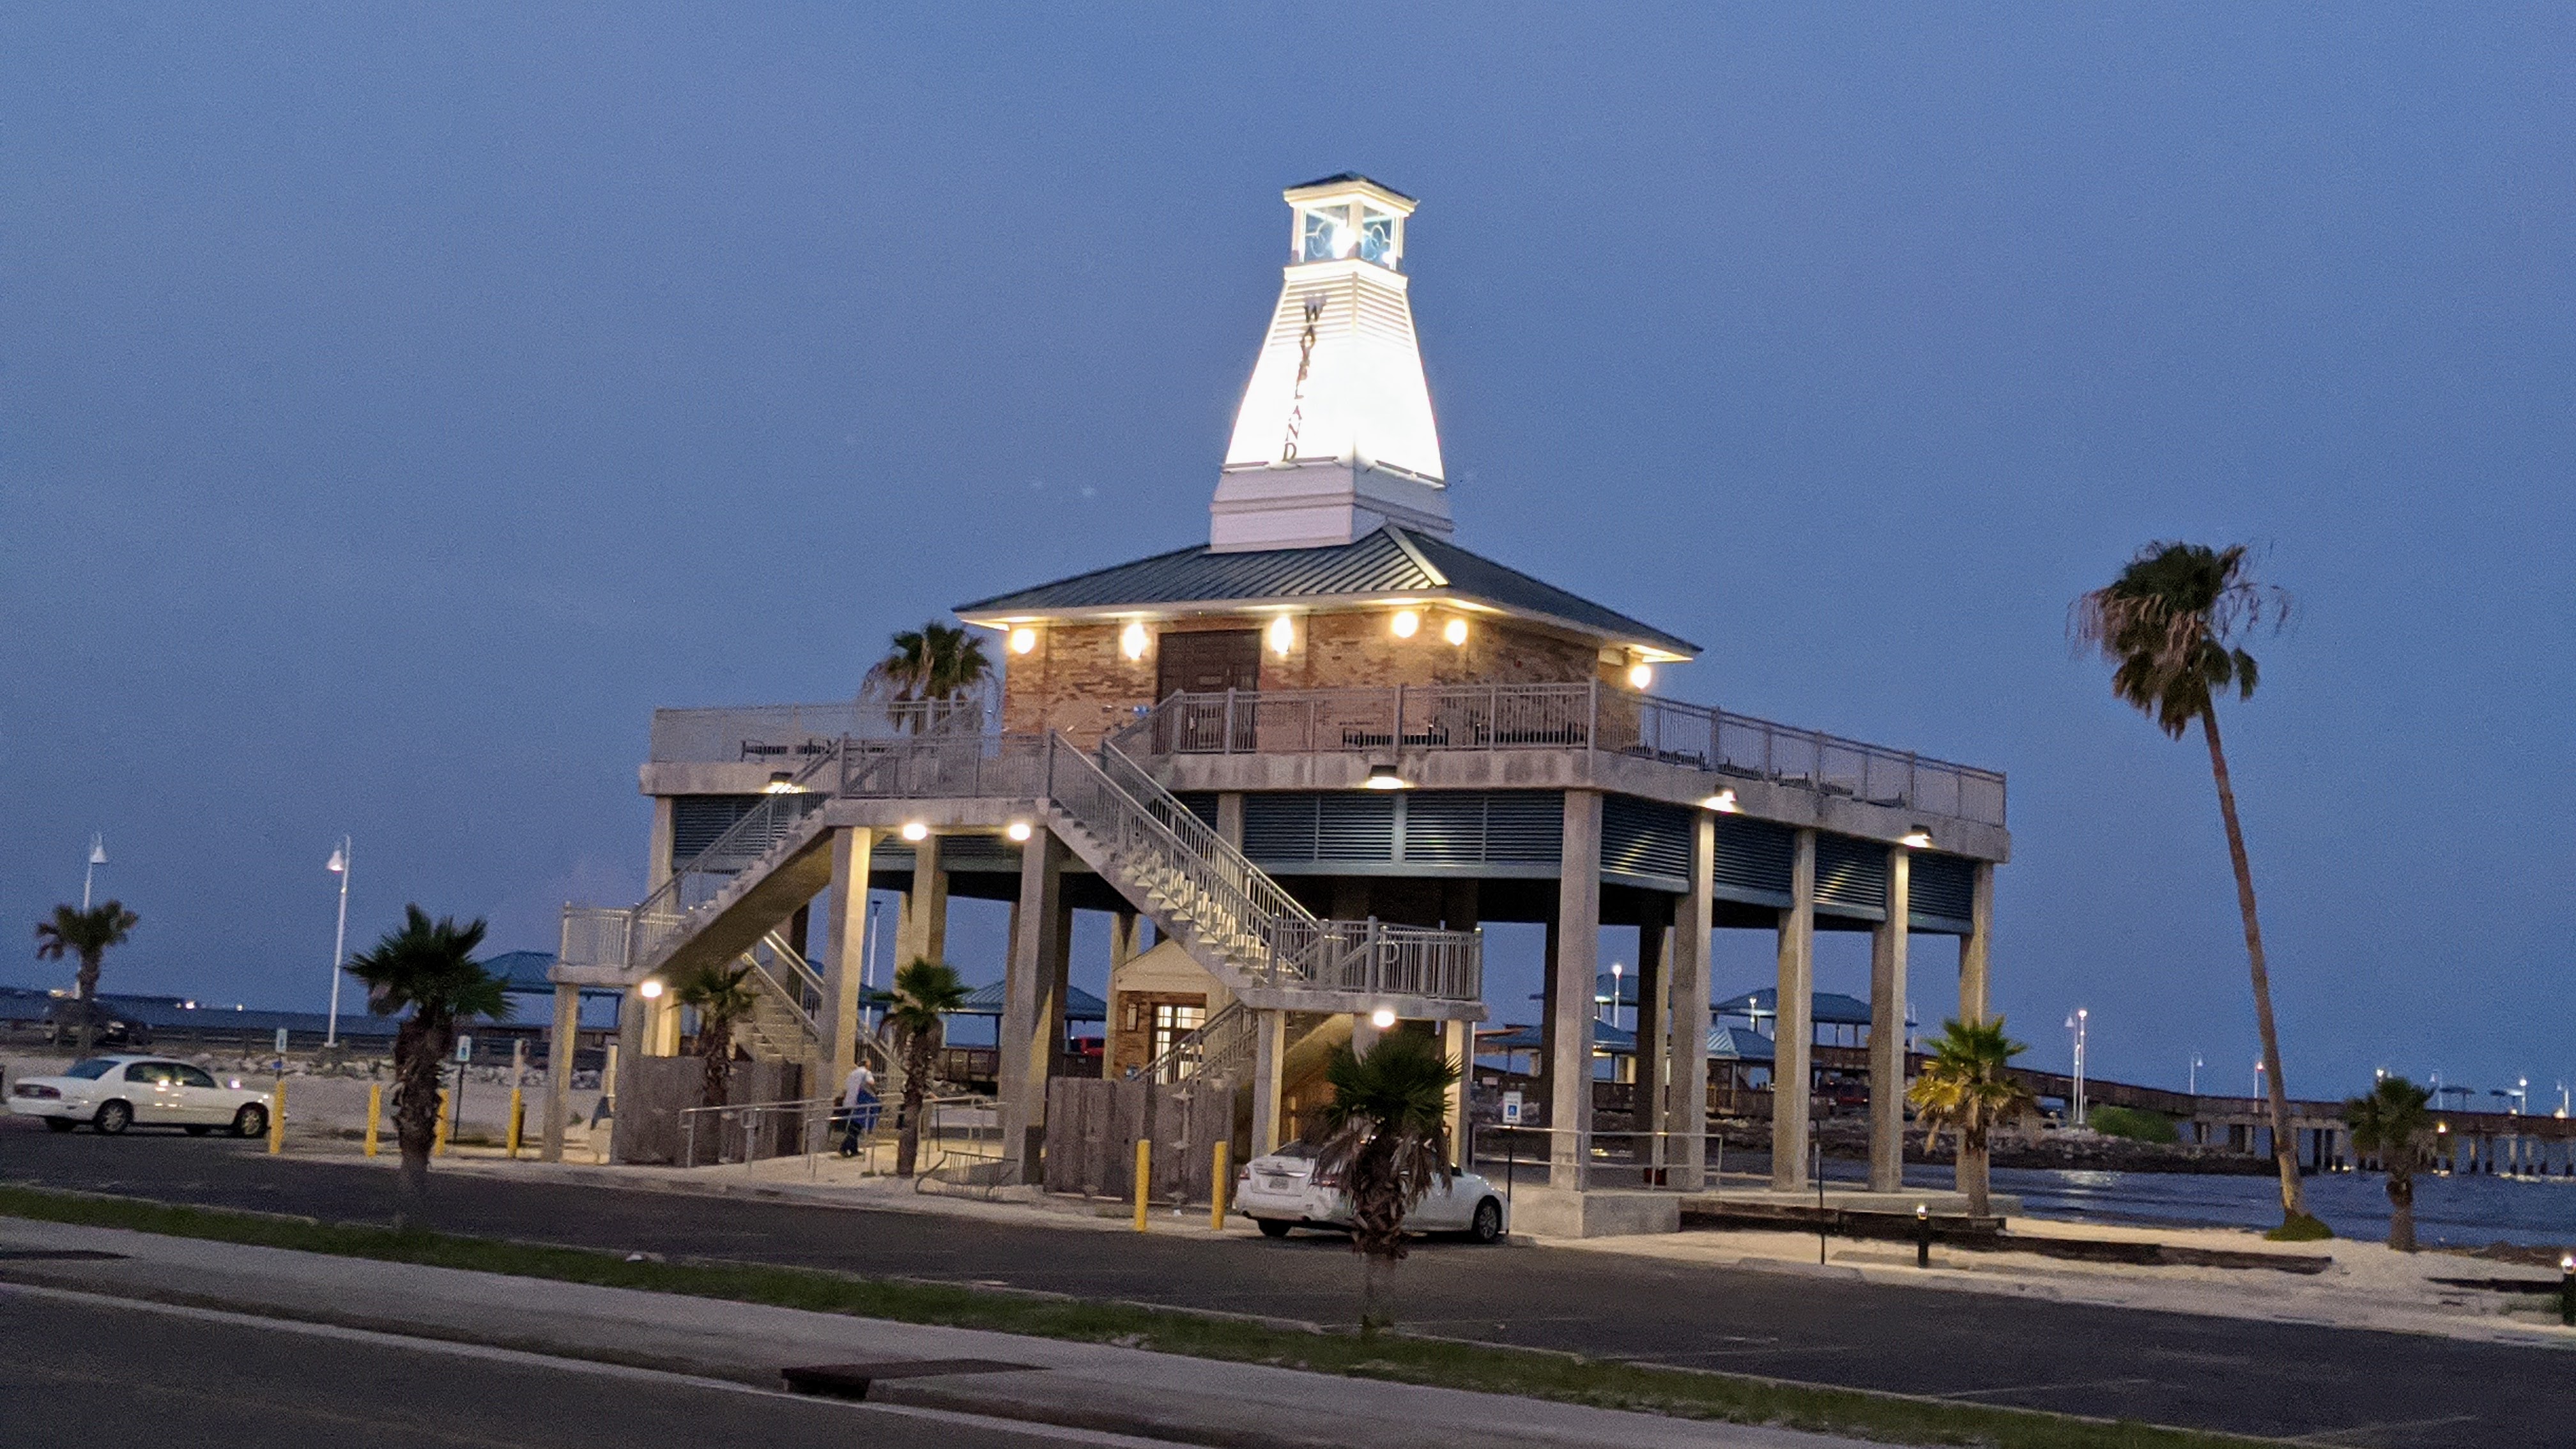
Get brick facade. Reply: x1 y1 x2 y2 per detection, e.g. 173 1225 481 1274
1000 608 1614 744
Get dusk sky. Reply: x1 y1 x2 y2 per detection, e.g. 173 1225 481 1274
4 6 2569 1103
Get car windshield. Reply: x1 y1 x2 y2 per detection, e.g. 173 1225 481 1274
62 1059 119 1080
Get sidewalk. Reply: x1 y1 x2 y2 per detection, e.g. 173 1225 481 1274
0 1215 1866 1449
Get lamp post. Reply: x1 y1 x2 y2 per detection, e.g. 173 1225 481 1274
325 839 351 1048
2189 1053 2204 1096
82 834 107 910
2064 1008 2087 1128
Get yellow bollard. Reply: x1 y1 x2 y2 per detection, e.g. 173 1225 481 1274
266 1080 286 1155
363 1082 382 1158
1133 1138 1152 1232
1210 1140 1230 1232
506 1087 525 1160
433 1089 451 1156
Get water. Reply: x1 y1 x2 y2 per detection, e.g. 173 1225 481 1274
1976 1165 2576 1249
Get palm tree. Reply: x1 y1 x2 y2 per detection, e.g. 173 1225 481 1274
34 901 140 1052
673 960 758 1112
1906 1016 2037 1220
344 906 508 1197
884 957 968 1177
2344 1076 2434 1252
1314 1031 1460 1333
2072 541 2323 1236
862 620 993 733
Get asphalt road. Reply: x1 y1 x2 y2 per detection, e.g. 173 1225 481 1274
3 1124 2563 1446
0 1281 1146 1449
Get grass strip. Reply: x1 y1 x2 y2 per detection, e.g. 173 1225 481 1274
0 1183 2268 1449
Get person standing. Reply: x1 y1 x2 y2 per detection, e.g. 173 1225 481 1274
838 1060 880 1158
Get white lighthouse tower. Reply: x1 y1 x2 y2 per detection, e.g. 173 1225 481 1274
1209 174 1452 553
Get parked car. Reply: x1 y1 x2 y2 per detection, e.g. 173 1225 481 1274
1233 1140 1508 1243
8 1056 269 1137
42 1000 151 1049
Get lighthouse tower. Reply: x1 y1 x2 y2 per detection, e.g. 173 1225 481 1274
1209 174 1452 553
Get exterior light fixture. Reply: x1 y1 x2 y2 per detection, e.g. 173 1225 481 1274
1442 617 1469 646
1008 626 1038 655
1702 790 1739 813
1626 662 1654 690
764 771 799 794
1363 763 1409 790
901 820 930 841
1119 621 1149 661
1391 609 1420 639
638 979 664 1000
1006 820 1033 843
1266 615 1295 656
1899 826 1933 849
1369 1007 1397 1029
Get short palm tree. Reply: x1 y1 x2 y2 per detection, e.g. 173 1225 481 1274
862 620 992 733
673 960 758 1112
1315 1031 1461 1332
2344 1077 2434 1252
344 906 508 1197
1907 1016 2036 1220
34 901 140 1052
2072 541 2324 1237
884 957 968 1177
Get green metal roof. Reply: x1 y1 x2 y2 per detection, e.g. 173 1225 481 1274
954 526 1698 658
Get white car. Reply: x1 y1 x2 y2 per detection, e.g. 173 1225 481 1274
1234 1142 1509 1243
8 1056 270 1138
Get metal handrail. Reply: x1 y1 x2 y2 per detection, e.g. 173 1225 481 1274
650 698 989 762
1133 1000 1257 1085
1133 683 2007 827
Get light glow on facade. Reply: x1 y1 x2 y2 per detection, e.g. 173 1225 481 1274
1266 614 1295 656
1442 617 1469 646
1008 627 1038 655
901 821 930 842
1391 609 1420 639
1119 621 1150 660
1627 663 1654 689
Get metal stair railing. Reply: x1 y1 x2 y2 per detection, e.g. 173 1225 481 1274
740 930 825 1042
617 746 840 972
1133 1000 1257 1085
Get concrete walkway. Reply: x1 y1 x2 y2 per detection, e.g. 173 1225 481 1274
0 1215 1869 1449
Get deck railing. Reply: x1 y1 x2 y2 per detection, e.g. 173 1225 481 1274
649 700 988 763
1129 683 2006 826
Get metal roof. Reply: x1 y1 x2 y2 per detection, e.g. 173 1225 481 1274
1289 172 1417 203
866 981 1107 1022
1478 1020 1775 1061
1712 987 1890 1028
955 525 1698 658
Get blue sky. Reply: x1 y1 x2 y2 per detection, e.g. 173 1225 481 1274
4 5 2570 1104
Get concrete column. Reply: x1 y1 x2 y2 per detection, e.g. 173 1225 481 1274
999 829 1067 1177
1250 1008 1287 1155
1634 908 1669 1171
1868 846 1912 1193
1667 809 1714 1190
1770 829 1818 1192
1349 1012 1383 1060
1959 861 1993 1024
615 988 646 1077
894 836 947 970
1216 792 1246 851
820 827 875 1086
1443 1018 1471 1167
1109 910 1140 970
646 796 677 893
1549 790 1602 1189
541 983 579 1162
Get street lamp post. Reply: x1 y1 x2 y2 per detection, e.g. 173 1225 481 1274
2189 1053 2204 1096
82 834 107 911
325 839 351 1048
2065 1008 2088 1128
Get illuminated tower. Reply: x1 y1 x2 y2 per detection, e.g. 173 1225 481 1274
1209 174 1450 552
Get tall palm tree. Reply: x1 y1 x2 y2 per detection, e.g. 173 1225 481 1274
673 960 758 1112
2072 540 2321 1234
884 956 968 1177
1314 1031 1460 1333
1906 1016 2036 1220
862 620 993 733
344 906 508 1197
34 901 140 1052
2344 1076 2434 1252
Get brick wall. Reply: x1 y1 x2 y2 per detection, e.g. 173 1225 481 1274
1000 608 1610 744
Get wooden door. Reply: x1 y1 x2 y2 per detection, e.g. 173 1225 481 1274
1156 630 1260 751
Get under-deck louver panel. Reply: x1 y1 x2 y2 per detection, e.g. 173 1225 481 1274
1814 833 1889 917
1710 816 1795 905
1909 852 1975 928
1602 795 1694 886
